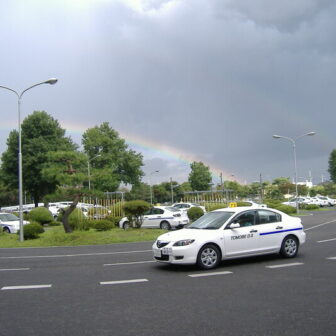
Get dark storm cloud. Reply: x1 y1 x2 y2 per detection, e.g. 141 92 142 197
0 0 335 184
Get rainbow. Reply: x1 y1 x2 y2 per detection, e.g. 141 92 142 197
58 121 237 182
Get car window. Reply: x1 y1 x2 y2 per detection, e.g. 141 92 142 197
232 211 256 227
165 207 179 212
0 213 18 221
187 211 234 230
256 210 281 224
152 208 164 215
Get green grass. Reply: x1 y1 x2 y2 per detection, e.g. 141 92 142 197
0 226 165 248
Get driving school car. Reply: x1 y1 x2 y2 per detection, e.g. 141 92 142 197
152 206 306 270
119 206 189 230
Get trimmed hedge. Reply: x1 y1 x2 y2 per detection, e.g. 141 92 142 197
90 220 114 231
20 222 45 240
29 207 54 224
187 207 204 222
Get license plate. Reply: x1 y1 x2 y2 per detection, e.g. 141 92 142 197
162 247 172 255
153 249 161 258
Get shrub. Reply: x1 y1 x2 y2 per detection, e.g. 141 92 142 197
20 222 45 240
206 204 227 212
105 215 123 227
273 204 297 215
187 207 204 222
300 204 320 210
47 221 62 227
91 220 113 231
236 201 252 207
58 207 88 231
123 200 151 228
29 207 54 224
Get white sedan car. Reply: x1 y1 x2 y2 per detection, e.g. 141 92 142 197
172 202 206 214
152 206 306 270
0 212 30 233
119 206 189 230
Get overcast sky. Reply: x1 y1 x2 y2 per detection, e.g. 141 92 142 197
0 0 335 186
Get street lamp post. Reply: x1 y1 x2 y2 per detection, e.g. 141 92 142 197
272 131 316 213
149 170 159 205
0 79 58 242
87 154 101 190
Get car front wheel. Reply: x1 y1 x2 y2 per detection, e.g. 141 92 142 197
197 244 221 270
123 221 129 230
280 236 299 258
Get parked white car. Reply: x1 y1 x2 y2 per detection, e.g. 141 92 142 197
313 196 335 207
0 213 30 233
324 196 336 206
282 197 315 207
310 196 328 207
172 202 206 214
153 206 306 270
119 206 189 230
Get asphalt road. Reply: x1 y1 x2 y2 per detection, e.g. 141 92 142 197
0 210 335 336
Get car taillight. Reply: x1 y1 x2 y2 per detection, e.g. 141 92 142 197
173 213 181 217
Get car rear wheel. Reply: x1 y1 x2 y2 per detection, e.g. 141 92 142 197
3 227 10 233
280 236 299 258
197 244 221 270
160 221 171 230
123 221 129 230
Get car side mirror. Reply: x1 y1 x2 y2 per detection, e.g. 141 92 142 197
229 222 240 229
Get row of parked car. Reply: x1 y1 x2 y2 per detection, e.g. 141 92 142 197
282 195 336 207
0 201 206 233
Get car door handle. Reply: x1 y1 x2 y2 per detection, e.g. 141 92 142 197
250 229 258 233
276 226 283 230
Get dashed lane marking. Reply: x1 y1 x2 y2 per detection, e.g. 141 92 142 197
317 238 336 243
1 284 52 290
188 271 233 278
0 268 30 271
266 262 304 269
327 257 336 260
104 260 155 266
0 250 152 260
100 279 148 285
305 220 336 231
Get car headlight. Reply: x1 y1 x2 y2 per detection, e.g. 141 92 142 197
173 239 195 246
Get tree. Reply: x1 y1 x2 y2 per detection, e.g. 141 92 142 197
329 149 336 183
126 183 150 201
42 150 88 233
188 161 212 191
0 111 77 206
123 200 151 228
272 177 295 196
0 181 18 207
82 122 144 191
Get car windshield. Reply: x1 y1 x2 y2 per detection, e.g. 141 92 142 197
186 211 234 230
165 207 179 212
0 213 19 221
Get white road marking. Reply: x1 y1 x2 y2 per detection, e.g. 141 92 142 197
266 262 304 269
100 279 148 285
317 238 336 243
104 260 155 266
304 220 336 231
0 250 152 260
327 257 336 260
188 271 233 278
1 284 52 290
0 268 30 271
